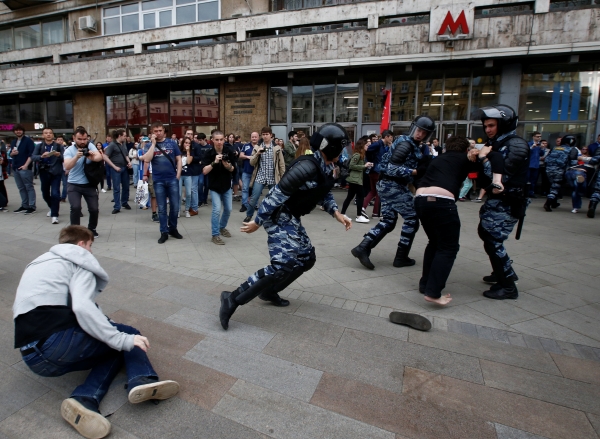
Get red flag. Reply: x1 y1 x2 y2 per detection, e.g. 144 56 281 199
380 89 391 133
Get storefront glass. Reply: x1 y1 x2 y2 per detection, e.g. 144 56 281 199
47 100 73 129
19 102 44 123
194 88 219 123
292 85 312 124
417 75 442 120
391 74 417 122
0 103 16 124
470 73 500 120
270 86 287 124
127 93 148 125
107 95 127 126
170 90 193 124
443 76 470 120
362 79 385 124
314 83 334 123
336 82 359 123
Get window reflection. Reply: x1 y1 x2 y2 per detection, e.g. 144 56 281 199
417 77 442 120
471 74 500 119
362 80 385 123
270 86 287 124
194 88 219 123
128 93 148 125
314 84 334 123
391 76 417 121
106 95 127 125
170 90 193 124
443 77 469 120
336 83 358 123
292 85 312 124
47 100 73 128
19 102 44 123
0 104 16 123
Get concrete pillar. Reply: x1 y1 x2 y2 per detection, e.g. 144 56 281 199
368 14 378 30
499 64 522 113
534 0 550 14
134 43 143 54
73 90 106 140
52 52 60 64
236 24 246 42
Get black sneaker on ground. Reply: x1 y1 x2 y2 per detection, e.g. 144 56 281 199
24 208 36 215
243 216 252 223
152 213 159 222
89 229 99 238
240 205 247 212
112 209 120 214
13 206 26 213
169 229 183 239
122 203 131 210
158 232 169 244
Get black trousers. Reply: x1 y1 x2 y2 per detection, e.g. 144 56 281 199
341 182 365 217
414 196 460 299
67 183 99 230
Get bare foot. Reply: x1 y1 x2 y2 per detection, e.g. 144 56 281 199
492 173 504 194
424 294 452 306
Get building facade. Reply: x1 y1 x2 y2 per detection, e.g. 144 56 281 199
1 0 599 145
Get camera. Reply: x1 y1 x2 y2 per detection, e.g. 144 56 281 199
80 147 90 157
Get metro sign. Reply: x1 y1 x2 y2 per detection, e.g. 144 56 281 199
429 3 474 42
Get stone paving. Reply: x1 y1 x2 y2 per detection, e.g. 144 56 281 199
0 180 599 439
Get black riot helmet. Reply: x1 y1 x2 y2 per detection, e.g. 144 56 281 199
479 105 519 136
310 123 350 161
560 135 577 147
407 116 436 144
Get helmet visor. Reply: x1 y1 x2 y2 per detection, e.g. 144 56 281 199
479 106 505 121
407 124 435 144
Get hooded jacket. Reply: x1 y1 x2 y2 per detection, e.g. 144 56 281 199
13 244 135 351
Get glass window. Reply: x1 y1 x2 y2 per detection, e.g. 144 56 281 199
363 80 385 124
391 74 417 121
47 100 73 128
106 95 127 126
171 90 193 124
143 0 173 10
42 20 64 45
104 6 120 16
270 86 287 124
14 24 41 50
177 0 195 4
198 1 218 21
417 75 442 120
470 74 500 119
143 13 156 29
0 28 12 52
292 85 312 123
336 83 358 123
127 93 148 125
104 17 120 35
159 10 172 26
19 102 44 123
0 103 16 124
194 88 219 123
176 5 195 23
122 3 139 13
520 70 599 121
122 14 139 32
443 76 470 120
314 84 334 123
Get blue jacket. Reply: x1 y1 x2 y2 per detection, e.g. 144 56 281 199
366 140 389 174
10 136 35 170
32 141 65 176
528 141 542 169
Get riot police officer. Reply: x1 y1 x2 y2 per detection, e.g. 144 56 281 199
477 105 529 300
219 124 352 330
577 144 600 218
351 116 435 270
543 135 579 212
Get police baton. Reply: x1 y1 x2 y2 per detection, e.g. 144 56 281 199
515 183 531 240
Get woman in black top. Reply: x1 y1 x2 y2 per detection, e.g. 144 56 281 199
414 136 480 305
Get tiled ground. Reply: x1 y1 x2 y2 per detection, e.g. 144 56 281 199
0 179 599 438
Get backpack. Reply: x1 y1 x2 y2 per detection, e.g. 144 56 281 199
84 158 105 188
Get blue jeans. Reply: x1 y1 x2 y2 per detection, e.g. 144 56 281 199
22 324 157 406
13 168 36 209
459 177 473 199
566 169 587 210
198 175 209 204
246 182 273 218
61 171 68 199
528 167 540 195
105 163 113 189
210 189 232 236
241 172 252 208
39 170 62 217
111 167 130 210
154 178 179 233
179 175 199 211
132 163 140 188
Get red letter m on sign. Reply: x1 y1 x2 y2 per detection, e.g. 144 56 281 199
438 10 469 36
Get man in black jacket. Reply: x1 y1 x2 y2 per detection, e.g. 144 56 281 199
32 128 64 224
476 105 530 300
10 123 37 214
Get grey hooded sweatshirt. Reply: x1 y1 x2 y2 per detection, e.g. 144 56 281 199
13 244 135 352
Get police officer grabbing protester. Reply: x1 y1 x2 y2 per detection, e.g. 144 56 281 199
476 105 530 300
219 124 353 330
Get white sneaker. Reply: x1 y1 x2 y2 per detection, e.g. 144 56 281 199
185 211 191 218
101 188 107 193
571 209 578 213
177 211 180 218
52 217 59 224
361 208 369 219
46 210 51 217
356 216 370 223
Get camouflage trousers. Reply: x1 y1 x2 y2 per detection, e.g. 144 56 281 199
478 198 518 278
364 179 419 249
546 167 565 201
244 211 316 289
590 176 600 203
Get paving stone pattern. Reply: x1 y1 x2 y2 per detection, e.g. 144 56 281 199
1 182 599 438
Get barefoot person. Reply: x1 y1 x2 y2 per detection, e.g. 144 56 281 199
219 124 352 330
13 225 179 439
414 136 481 305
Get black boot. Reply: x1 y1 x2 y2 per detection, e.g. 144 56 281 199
483 275 518 300
543 198 552 212
588 200 597 218
219 290 239 330
351 237 375 270
259 293 290 307
551 199 560 209
393 245 415 267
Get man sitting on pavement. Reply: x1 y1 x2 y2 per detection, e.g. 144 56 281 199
13 225 179 439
